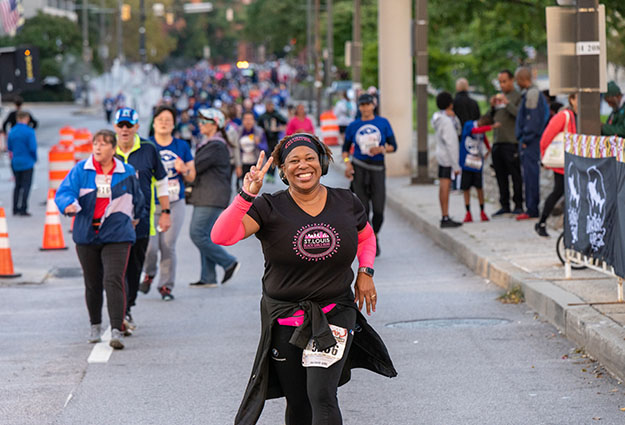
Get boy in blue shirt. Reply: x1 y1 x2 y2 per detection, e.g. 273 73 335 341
459 115 497 222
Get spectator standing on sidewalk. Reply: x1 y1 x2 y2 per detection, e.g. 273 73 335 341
188 108 240 287
257 100 287 183
535 94 577 237
489 70 524 216
343 93 397 255
515 67 549 221
55 130 145 350
453 78 481 127
459 115 496 223
113 108 171 320
432 91 462 228
143 106 195 301
7 111 37 216
601 81 625 137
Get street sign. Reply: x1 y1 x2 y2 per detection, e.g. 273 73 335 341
546 5 606 94
183 2 213 13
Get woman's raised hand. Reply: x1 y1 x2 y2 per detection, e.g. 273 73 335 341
243 151 274 195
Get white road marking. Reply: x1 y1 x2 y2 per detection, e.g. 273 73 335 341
87 326 113 363
64 392 73 408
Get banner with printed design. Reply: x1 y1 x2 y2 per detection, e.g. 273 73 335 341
564 134 620 273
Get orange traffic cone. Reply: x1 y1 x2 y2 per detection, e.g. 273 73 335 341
0 207 21 278
41 189 68 251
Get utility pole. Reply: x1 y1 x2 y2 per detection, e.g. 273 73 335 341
306 0 314 114
81 0 90 107
576 0 601 135
351 0 361 91
117 0 123 62
412 0 431 183
139 0 147 64
325 0 334 111
314 0 322 124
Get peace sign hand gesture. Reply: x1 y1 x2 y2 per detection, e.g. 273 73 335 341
243 151 274 195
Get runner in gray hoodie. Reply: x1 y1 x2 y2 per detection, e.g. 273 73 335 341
432 91 462 228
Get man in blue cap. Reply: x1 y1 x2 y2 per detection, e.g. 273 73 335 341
113 108 171 332
602 81 625 137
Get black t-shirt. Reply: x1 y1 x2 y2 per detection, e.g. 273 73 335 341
247 187 368 302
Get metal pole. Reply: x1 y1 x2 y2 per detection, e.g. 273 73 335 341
576 0 601 135
117 0 123 62
139 0 146 64
306 0 314 114
325 0 334 111
412 0 431 183
352 0 361 91
82 0 90 107
315 0 322 125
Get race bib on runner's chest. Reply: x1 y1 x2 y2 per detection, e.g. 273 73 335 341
302 324 348 368
95 175 112 198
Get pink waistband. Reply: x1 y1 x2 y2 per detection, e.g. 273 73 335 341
276 303 337 327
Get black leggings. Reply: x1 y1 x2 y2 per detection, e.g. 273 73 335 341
540 172 564 225
351 163 386 234
271 306 357 425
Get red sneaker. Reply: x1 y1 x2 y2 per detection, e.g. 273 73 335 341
463 211 473 223
480 211 489 222
515 213 531 221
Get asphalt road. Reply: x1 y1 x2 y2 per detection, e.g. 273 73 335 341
1 105 625 425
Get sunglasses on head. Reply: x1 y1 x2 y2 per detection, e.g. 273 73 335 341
198 118 216 125
116 121 134 129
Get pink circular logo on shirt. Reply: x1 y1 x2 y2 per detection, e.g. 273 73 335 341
293 223 340 261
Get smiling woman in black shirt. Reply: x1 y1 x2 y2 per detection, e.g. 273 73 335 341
211 133 396 425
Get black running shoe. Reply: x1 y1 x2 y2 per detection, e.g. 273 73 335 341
535 222 550 238
440 218 462 228
159 286 174 301
222 261 240 284
190 281 218 288
492 208 511 217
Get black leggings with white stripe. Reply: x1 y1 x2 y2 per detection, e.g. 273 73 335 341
270 306 357 425
76 242 131 331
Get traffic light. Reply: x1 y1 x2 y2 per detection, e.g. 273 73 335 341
121 4 131 21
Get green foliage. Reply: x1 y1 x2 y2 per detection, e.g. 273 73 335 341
243 0 307 56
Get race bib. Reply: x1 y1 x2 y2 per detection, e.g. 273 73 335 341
464 154 483 170
168 179 181 201
302 324 348 368
95 175 112 198
360 134 380 156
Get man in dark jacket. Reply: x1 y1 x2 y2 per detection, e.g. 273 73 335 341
515 67 549 220
489 70 523 216
453 78 481 127
7 111 37 216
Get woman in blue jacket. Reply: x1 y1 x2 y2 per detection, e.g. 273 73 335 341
55 129 145 349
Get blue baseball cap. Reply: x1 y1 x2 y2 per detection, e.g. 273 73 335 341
115 107 139 125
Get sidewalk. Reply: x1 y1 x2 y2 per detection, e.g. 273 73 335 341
383 176 625 382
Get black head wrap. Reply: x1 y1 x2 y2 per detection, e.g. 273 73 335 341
279 134 321 163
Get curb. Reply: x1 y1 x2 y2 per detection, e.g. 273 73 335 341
386 188 625 383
